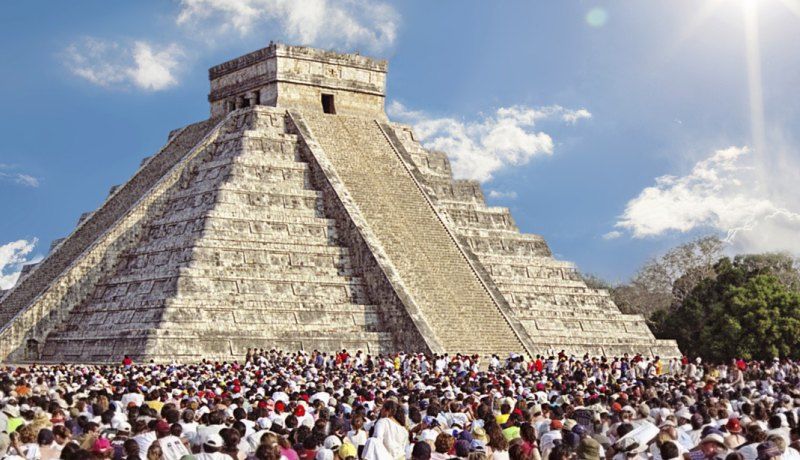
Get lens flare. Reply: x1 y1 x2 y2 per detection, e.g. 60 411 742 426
586 7 608 27
742 0 766 177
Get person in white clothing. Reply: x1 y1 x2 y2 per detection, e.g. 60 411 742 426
196 434 231 460
155 420 189 460
372 401 408 460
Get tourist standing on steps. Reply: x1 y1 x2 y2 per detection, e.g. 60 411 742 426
372 401 408 460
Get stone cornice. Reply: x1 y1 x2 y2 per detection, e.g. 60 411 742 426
208 75 385 103
209 43 387 80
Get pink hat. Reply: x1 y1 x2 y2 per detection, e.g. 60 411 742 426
92 438 112 454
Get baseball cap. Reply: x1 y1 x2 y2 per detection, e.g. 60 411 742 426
324 435 342 451
155 420 171 435
204 434 224 448
339 443 357 459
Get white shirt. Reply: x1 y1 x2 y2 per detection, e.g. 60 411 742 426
196 452 232 460
347 429 368 447
159 435 190 460
372 418 408 460
122 393 145 407
134 432 157 456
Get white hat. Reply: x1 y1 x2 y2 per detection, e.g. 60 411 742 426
205 433 224 448
324 436 342 451
116 421 132 432
3 406 19 418
621 405 636 414
315 449 334 460
700 434 725 447
421 429 438 443
257 418 272 430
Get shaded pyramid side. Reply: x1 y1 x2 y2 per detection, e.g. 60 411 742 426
39 107 399 363
383 123 680 358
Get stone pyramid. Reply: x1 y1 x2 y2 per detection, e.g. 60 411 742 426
0 44 679 362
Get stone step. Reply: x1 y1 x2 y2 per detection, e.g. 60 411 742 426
57 309 382 335
182 262 354 279
487 272 588 289
301 113 529 356
142 214 335 245
40 332 394 363
87 273 368 306
493 278 602 292
476 253 574 268
438 200 509 213
463 235 552 258
72 299 377 315
129 237 351 257
188 246 353 270
152 205 323 229
196 156 307 174
168 181 316 202
203 215 335 242
513 309 627 320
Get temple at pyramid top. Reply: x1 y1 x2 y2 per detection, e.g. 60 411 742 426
208 43 388 118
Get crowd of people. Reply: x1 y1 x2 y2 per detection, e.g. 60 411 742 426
0 350 798 460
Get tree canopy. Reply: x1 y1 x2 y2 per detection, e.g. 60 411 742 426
657 256 800 361
581 237 800 361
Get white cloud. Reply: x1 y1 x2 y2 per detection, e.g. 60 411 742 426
65 38 185 91
562 108 592 124
602 230 622 240
613 146 800 254
0 165 39 188
487 190 518 200
176 0 399 53
0 239 37 290
388 101 591 182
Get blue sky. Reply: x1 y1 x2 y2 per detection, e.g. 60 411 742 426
2 0 799 288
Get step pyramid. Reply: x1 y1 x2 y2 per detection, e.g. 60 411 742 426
0 43 679 362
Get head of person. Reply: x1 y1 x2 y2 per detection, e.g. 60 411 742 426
576 437 601 460
338 442 357 460
146 443 163 460
91 438 114 460
203 434 224 453
255 444 282 460
700 434 727 459
548 444 574 460
757 442 782 460
508 443 532 460
412 441 432 460
123 439 140 460
660 441 681 460
37 429 55 447
455 440 471 459
435 433 455 455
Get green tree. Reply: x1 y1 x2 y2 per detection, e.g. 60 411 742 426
657 257 800 361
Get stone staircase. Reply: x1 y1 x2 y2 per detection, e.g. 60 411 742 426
384 122 681 358
298 113 532 358
39 108 393 362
